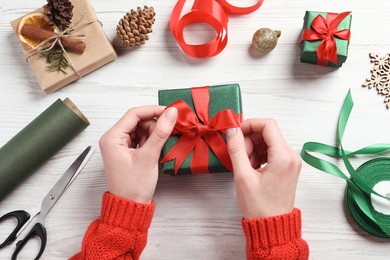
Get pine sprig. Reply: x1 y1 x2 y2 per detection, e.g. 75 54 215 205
40 46 69 74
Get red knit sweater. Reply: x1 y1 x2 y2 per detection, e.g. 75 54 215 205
71 192 309 260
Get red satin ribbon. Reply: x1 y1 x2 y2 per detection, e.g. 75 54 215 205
170 0 264 58
300 12 351 66
160 86 242 174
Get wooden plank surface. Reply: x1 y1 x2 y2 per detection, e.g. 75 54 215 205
0 0 390 259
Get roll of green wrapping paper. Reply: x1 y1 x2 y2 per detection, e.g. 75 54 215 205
0 98 89 201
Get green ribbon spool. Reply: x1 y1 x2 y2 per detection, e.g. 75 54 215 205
0 98 89 202
301 90 390 237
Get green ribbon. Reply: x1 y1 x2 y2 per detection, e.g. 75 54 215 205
301 90 390 237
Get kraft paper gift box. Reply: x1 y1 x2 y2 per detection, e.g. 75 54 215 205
11 0 117 93
158 84 243 175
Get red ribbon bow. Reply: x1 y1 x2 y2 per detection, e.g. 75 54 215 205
170 0 264 58
300 12 351 66
160 86 242 174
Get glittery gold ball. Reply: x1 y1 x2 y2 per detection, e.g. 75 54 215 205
252 28 281 53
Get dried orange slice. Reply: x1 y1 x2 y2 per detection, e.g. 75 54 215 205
17 13 55 48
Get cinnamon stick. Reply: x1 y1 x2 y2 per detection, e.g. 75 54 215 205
21 24 86 54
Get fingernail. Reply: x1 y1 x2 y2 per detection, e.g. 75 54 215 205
226 127 238 137
165 107 178 122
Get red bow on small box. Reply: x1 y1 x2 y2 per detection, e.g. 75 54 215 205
170 0 264 58
160 87 242 174
300 12 351 66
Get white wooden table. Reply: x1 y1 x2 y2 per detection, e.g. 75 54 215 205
1 0 390 259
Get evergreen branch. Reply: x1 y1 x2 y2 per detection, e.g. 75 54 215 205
40 46 69 74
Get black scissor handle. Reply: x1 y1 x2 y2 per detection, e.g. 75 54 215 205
0 210 30 248
12 222 47 260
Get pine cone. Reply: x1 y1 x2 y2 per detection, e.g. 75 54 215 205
43 0 74 30
116 6 156 48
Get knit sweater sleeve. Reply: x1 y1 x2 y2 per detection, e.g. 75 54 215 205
70 192 155 260
241 208 309 260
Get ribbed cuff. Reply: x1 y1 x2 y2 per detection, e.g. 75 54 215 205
100 192 155 232
242 208 302 250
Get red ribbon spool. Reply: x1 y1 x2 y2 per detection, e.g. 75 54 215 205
160 86 242 174
300 12 351 66
170 0 264 58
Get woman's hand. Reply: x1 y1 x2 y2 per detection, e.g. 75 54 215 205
99 106 177 204
226 118 302 219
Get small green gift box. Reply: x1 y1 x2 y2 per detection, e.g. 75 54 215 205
158 84 242 175
300 11 352 67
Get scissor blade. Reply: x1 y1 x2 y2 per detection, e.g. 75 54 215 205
38 146 92 221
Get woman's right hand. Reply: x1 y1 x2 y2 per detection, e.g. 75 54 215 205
226 118 302 219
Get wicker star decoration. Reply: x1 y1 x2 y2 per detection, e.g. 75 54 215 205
362 53 390 109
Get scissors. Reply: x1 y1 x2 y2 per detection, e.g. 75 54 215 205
0 146 93 260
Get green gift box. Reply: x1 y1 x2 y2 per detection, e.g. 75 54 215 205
158 84 242 175
300 11 352 67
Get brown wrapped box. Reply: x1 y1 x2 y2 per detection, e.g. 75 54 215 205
11 0 117 93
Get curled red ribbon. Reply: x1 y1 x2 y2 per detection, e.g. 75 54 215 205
170 0 264 58
300 12 351 66
160 86 242 174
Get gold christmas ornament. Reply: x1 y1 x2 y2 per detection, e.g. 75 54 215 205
116 6 155 48
252 28 281 53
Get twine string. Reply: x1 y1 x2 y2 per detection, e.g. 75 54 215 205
24 14 100 78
